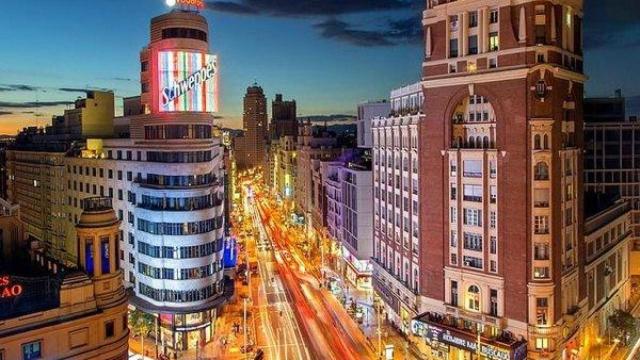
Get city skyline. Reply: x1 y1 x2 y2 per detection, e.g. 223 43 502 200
0 0 637 135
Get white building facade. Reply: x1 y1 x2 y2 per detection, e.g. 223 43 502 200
371 82 423 332
63 9 226 352
357 101 391 148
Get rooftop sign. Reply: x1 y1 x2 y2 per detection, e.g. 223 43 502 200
166 0 205 10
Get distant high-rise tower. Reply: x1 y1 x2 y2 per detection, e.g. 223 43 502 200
236 84 267 170
271 94 297 139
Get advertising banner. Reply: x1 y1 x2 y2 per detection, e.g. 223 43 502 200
158 51 218 113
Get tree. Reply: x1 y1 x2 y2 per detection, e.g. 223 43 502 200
130 310 155 356
608 309 636 340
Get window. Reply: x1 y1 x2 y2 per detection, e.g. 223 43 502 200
450 161 457 176
451 281 459 306
489 161 497 178
490 211 496 229
535 162 549 180
534 216 549 234
490 289 498 316
108 169 113 179
468 35 478 55
451 207 457 223
117 171 123 180
451 184 457 200
463 209 482 227
22 341 42 360
489 9 499 24
490 236 497 254
536 298 548 325
534 243 550 260
450 230 458 247
463 160 482 177
449 39 459 58
469 11 478 27
464 184 482 202
534 189 550 208
489 57 497 69
105 321 115 338
466 285 480 311
535 338 549 350
534 266 550 279
463 232 483 251
118 189 123 201
490 186 497 203
464 256 483 269
489 32 499 51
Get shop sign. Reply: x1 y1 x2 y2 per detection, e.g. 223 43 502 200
0 275 23 299
425 325 511 360
175 321 211 332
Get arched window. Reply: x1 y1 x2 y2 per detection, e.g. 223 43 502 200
543 134 549 149
466 285 481 311
476 136 483 148
483 136 490 149
468 137 476 148
535 162 549 180
534 134 541 150
457 137 463 148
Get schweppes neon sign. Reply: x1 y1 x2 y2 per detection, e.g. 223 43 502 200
0 275 23 299
161 60 216 106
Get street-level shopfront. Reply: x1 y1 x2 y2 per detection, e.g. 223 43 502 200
372 273 416 335
159 310 216 351
412 314 527 360
341 245 372 290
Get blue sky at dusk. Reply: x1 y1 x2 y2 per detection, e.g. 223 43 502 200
0 0 639 134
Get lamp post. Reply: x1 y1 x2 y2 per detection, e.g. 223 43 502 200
243 298 249 360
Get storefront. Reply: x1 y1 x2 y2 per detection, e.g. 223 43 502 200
412 314 527 360
341 245 372 289
159 309 216 351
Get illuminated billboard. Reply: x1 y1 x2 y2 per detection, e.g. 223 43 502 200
158 51 218 113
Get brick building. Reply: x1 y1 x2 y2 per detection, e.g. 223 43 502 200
411 1 587 359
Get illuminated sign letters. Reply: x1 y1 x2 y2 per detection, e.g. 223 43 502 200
158 51 218 113
0 275 24 299
161 61 215 106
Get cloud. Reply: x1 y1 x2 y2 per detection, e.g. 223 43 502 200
205 0 415 17
58 87 111 93
314 16 421 47
314 19 393 47
205 0 422 47
207 1 257 14
584 0 640 49
0 84 40 92
0 101 74 108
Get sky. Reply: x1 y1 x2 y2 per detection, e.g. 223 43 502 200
0 0 638 134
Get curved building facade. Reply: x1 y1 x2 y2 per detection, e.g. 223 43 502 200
59 8 226 352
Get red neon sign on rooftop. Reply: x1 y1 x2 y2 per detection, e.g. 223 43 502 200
168 0 205 10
